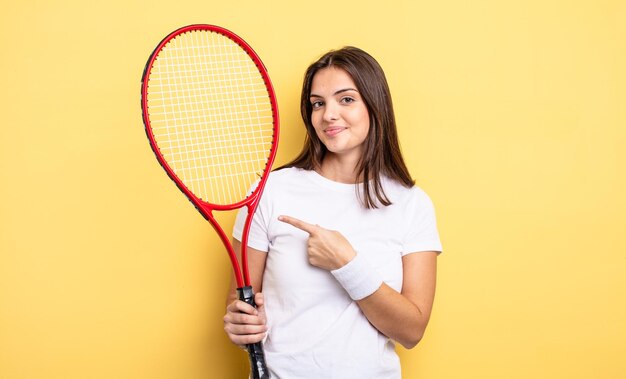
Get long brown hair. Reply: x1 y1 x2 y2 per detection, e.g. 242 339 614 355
282 46 414 209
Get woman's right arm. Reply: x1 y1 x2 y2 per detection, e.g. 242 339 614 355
223 238 268 346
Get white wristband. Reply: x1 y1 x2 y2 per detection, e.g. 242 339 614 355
331 254 383 300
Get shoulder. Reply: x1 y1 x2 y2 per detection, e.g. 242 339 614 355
259 167 312 197
269 166 307 179
266 167 309 186
381 177 435 208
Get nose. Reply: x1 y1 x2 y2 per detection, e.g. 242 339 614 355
322 101 339 122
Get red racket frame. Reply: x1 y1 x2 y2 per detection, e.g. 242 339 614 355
141 24 279 289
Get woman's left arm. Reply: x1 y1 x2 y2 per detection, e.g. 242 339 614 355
278 215 438 349
356 251 437 349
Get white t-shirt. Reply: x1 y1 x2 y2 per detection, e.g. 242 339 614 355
233 167 442 379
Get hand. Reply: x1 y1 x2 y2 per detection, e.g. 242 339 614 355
278 215 356 271
223 292 267 347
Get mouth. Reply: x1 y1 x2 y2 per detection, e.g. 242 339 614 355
323 126 346 137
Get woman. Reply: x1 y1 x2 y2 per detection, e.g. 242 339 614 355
224 46 442 378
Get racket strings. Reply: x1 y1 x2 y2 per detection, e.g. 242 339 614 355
146 29 275 205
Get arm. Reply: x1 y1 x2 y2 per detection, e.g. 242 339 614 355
278 215 438 349
223 238 269 346
356 252 437 349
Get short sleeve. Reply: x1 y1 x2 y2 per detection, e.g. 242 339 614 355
401 188 443 255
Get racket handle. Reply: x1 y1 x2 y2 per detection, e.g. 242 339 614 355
237 286 270 379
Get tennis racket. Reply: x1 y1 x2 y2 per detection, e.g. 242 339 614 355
140 24 278 379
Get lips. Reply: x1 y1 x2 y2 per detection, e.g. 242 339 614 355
323 127 346 137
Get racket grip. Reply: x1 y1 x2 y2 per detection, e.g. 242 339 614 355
237 286 270 379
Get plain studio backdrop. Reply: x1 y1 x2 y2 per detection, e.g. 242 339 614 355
1 1 624 378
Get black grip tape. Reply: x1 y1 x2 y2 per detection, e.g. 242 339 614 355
237 286 270 379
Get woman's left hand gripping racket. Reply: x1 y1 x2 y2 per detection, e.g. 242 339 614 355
141 24 278 379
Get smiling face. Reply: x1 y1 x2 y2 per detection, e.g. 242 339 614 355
309 67 370 163
294 47 413 207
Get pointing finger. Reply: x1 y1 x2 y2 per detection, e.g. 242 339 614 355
278 215 318 234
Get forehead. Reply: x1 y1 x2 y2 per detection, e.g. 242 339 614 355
310 67 357 95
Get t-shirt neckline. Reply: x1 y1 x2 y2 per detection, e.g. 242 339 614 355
303 169 358 194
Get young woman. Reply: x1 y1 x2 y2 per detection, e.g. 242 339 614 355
224 46 442 378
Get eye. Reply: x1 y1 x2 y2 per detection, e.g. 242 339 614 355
311 100 324 109
340 96 356 105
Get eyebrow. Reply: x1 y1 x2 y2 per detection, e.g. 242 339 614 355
310 88 359 98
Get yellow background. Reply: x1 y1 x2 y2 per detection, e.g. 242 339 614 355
1 0 625 378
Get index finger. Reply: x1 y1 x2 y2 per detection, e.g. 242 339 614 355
278 215 318 234
227 299 258 315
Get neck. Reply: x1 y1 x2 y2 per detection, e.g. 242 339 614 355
318 154 362 184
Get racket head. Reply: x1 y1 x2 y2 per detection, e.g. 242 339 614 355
141 24 279 216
